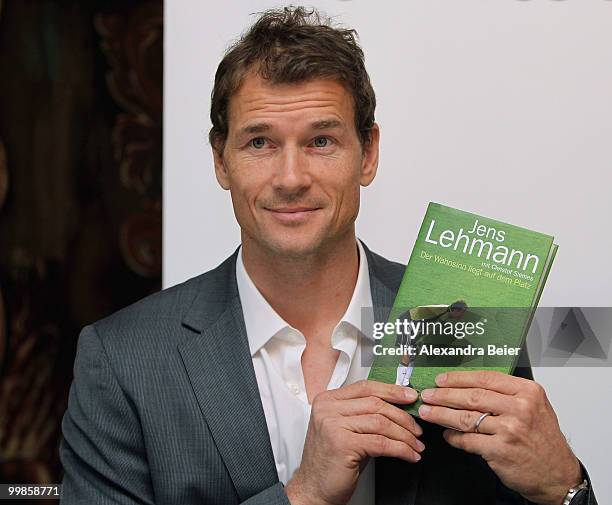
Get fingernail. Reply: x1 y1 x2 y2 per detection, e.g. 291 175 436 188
416 439 425 452
414 452 421 461
419 405 431 417
421 389 433 401
414 422 423 436
404 388 417 401
436 373 447 385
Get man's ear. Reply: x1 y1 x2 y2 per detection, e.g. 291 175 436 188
360 122 380 187
212 144 231 190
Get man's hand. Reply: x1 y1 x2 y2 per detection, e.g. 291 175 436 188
419 370 582 505
285 380 423 505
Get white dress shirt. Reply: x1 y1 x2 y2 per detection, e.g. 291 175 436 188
235 239 375 505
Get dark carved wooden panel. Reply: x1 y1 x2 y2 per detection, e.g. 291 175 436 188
96 3 163 278
0 0 162 490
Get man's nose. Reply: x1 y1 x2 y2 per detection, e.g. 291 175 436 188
271 144 312 193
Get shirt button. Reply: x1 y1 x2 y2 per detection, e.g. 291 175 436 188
288 383 300 395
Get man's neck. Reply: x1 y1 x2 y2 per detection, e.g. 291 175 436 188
240 233 360 338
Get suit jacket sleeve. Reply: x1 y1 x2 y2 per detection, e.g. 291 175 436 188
60 325 292 505
60 325 156 504
576 460 598 505
239 483 291 505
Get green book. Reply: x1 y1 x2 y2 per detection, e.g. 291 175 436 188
367 202 557 417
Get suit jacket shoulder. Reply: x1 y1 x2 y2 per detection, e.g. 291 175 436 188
363 244 405 292
91 250 240 366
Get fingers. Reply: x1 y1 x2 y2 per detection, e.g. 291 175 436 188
420 386 512 416
436 370 526 396
354 432 422 463
336 396 423 437
329 379 418 404
313 380 425 465
344 413 425 455
442 429 496 459
418 404 498 435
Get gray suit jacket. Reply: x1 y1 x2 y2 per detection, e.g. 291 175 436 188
60 243 596 505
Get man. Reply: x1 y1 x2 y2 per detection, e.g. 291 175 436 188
60 7 597 505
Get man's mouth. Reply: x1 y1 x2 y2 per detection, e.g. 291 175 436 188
265 206 321 224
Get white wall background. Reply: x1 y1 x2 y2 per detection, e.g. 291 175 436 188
165 1 612 501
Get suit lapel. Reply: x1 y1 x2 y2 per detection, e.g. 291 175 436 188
363 243 422 505
178 252 279 501
177 244 423 504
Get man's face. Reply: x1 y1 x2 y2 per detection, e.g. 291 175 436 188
213 73 379 258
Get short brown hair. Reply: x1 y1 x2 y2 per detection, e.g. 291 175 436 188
209 6 376 154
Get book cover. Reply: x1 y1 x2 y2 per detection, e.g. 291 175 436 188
367 202 557 417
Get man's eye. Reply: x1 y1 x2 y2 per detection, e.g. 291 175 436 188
250 137 267 149
313 136 331 148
